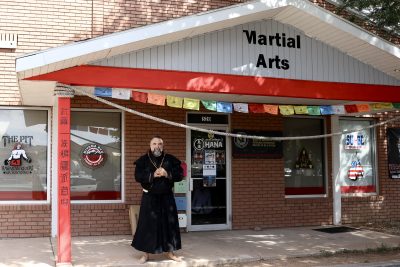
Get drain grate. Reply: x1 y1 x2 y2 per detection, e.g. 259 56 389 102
313 226 359 234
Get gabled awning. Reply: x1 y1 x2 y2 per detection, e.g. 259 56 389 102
16 0 400 106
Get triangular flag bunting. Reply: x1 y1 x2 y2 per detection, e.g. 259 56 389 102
263 105 278 115
355 104 370 113
233 103 249 113
345 104 358 113
132 91 148 103
94 87 112 97
381 103 394 109
147 93 166 106
294 106 308 115
307 106 321 116
320 106 334 115
248 104 266 113
201 100 217 111
112 88 131 100
166 96 183 108
183 98 200 110
369 103 381 110
279 105 294 115
216 102 233 113
332 105 346 115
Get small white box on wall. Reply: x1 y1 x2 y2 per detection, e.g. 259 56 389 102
178 213 187 228
0 33 17 49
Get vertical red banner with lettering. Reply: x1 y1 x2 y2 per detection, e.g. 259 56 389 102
57 97 71 263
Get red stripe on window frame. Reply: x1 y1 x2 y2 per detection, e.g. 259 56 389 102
341 185 376 193
285 187 325 195
0 191 47 200
0 191 121 201
70 191 121 200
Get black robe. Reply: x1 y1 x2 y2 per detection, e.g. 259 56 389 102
131 151 183 254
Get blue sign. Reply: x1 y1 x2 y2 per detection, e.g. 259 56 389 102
175 197 187 211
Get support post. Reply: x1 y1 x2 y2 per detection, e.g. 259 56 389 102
55 85 74 266
331 115 342 225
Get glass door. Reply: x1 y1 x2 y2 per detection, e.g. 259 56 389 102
187 128 231 231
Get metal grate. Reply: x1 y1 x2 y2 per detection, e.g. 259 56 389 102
0 33 17 49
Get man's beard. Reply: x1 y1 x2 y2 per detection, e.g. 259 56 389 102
152 148 162 157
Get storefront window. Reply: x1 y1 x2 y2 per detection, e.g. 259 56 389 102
339 118 376 194
0 109 49 201
283 117 326 196
70 110 122 200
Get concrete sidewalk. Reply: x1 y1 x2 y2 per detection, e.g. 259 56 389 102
1 226 400 267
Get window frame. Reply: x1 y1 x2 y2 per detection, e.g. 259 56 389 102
283 115 328 199
339 117 378 197
70 108 125 204
0 107 51 204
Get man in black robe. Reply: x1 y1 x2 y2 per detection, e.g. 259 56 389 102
132 136 183 263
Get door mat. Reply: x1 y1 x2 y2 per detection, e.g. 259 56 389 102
313 226 359 234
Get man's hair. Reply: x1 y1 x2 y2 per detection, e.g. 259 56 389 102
151 135 163 140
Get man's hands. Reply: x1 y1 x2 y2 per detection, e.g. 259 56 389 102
154 167 167 177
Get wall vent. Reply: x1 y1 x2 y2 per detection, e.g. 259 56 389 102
0 33 18 49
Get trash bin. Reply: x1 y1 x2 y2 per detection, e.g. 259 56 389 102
129 205 140 235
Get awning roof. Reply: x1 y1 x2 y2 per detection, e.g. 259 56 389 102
15 0 400 106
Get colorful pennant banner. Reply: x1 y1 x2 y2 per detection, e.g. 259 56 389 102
97 88 400 117
167 96 183 108
147 93 166 106
201 100 217 111
183 98 200 110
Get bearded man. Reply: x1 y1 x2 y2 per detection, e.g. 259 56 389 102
131 135 183 263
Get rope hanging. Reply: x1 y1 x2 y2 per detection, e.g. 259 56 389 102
63 84 400 141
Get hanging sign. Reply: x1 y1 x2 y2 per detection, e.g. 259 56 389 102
178 214 187 228
175 197 187 211
174 180 188 193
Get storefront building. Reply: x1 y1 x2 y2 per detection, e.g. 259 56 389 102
1 0 400 244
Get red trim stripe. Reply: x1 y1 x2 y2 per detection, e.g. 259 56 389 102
0 191 46 200
71 191 121 200
0 191 121 201
341 185 376 193
26 65 400 102
285 187 325 195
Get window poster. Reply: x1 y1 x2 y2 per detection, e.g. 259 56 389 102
387 128 400 179
191 130 226 179
202 164 216 187
204 150 216 164
339 119 376 193
0 109 48 201
344 132 366 150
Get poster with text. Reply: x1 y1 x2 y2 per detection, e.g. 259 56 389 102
387 128 400 178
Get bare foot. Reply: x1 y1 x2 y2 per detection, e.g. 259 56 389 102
165 251 182 262
139 253 149 264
